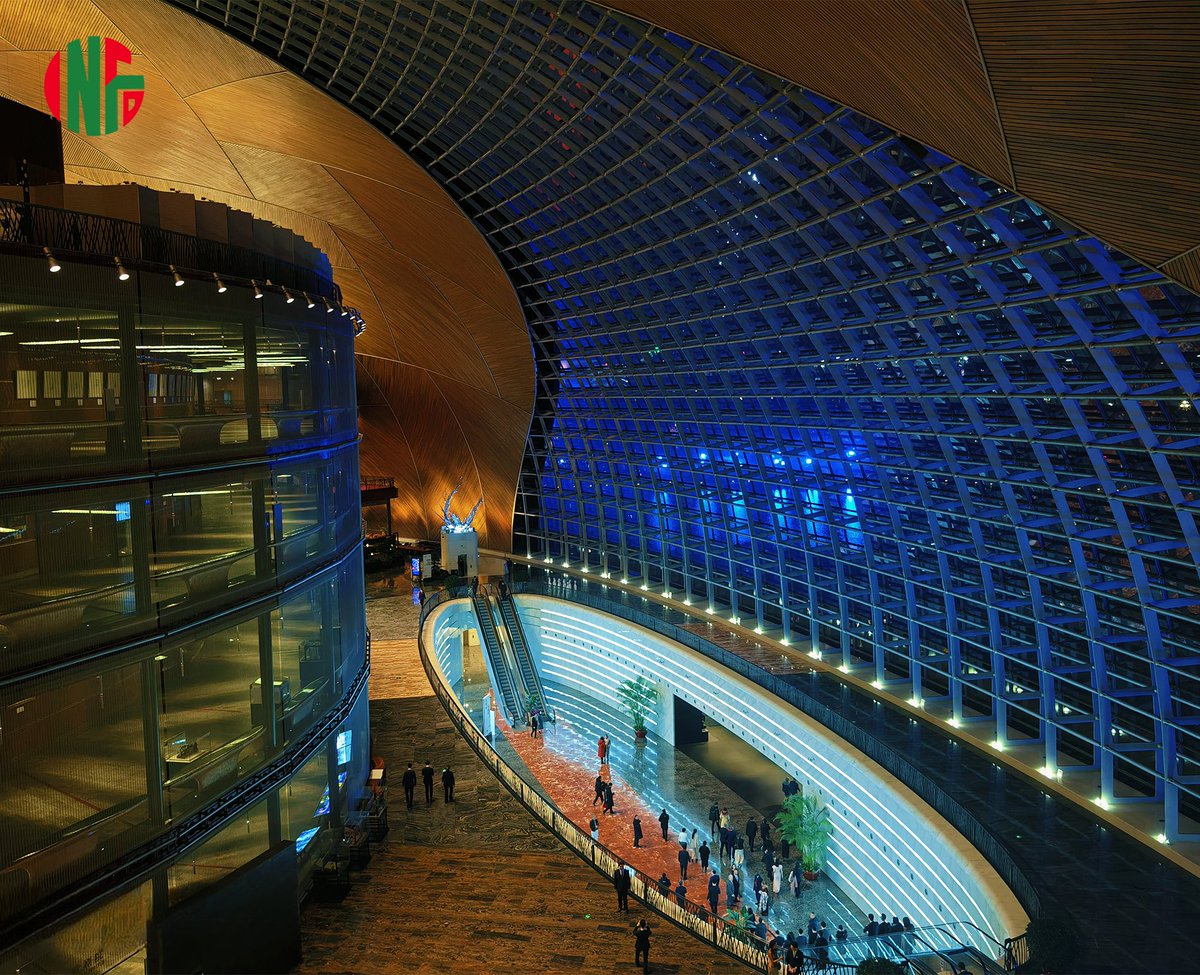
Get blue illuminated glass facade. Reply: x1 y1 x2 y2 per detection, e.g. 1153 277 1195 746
183 0 1200 839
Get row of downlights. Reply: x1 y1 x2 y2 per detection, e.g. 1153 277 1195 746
40 245 365 331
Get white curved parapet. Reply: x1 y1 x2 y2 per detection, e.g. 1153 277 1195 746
512 594 1029 949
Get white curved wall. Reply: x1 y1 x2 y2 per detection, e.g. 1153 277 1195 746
515 594 1028 946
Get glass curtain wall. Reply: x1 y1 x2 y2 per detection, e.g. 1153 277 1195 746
0 244 366 950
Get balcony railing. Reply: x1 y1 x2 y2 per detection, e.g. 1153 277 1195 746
0 198 363 328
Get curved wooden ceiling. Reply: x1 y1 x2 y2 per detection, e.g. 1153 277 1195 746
0 0 531 546
605 0 1200 293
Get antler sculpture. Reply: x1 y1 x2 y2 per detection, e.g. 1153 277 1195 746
440 482 483 532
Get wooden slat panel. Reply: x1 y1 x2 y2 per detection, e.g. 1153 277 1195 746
969 0 1200 265
92 0 282 97
336 227 504 397
1162 249 1200 295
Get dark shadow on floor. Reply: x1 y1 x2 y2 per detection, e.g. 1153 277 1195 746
677 721 790 823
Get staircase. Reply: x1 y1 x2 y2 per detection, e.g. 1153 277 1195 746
471 593 521 724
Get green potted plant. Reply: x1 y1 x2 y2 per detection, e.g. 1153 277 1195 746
724 905 755 936
1025 913 1081 974
856 959 906 975
616 676 659 741
775 793 833 881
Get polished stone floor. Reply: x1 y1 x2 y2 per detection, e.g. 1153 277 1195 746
493 681 867 943
295 582 751 974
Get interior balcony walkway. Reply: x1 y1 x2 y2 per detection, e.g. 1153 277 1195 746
508 564 1200 975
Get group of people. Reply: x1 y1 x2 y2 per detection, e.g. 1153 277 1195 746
400 761 456 807
593 774 617 816
862 913 916 937
772 918 849 974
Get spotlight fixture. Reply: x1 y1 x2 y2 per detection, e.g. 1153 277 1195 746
283 288 295 304
323 298 333 314
114 257 129 281
213 272 227 293
339 306 349 317
253 280 264 299
170 265 184 287
304 293 315 309
43 247 61 272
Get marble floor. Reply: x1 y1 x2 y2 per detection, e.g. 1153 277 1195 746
492 681 867 945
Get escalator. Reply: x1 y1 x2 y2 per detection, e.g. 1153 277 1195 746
471 593 521 724
498 591 550 720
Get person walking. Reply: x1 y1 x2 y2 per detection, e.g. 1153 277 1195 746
441 767 456 802
698 839 710 872
657 872 671 898
614 863 631 912
708 801 720 837
719 807 730 831
677 844 691 882
758 887 770 919
603 782 615 815
633 918 651 972
529 712 538 737
598 735 608 765
727 869 740 909
752 873 763 901
746 816 758 852
674 881 687 908
633 815 643 848
707 870 721 916
734 835 745 869
689 827 698 851
593 774 605 806
789 863 801 899
590 815 600 842
658 808 670 841
780 835 790 860
772 861 782 895
402 762 417 809
763 844 775 874
760 818 771 848
421 761 435 803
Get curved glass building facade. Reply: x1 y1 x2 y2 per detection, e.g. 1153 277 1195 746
180 0 1200 842
0 233 368 970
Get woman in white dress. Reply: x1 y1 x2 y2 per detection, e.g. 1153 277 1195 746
772 861 783 894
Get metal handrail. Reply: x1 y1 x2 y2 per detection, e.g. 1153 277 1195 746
512 570 1043 921
418 590 772 972
0 198 339 301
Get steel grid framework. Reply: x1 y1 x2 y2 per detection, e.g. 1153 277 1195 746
178 0 1200 838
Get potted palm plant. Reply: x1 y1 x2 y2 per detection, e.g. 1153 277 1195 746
616 676 659 741
775 793 833 881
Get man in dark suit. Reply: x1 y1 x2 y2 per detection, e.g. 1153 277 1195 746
422 761 435 803
678 844 690 881
634 919 651 972
707 870 721 916
614 864 631 912
708 801 720 837
746 816 757 852
402 763 417 809
441 767 455 802
658 808 670 841
633 816 643 848
864 914 879 937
